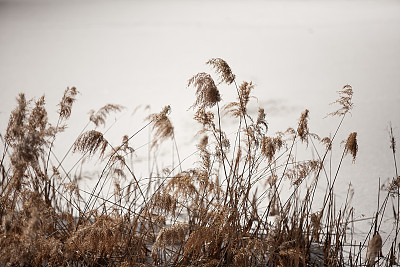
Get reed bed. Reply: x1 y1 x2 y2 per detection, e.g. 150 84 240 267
0 59 399 266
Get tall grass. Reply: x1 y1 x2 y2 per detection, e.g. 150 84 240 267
0 59 399 266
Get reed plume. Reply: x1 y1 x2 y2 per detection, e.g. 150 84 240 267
147 105 174 148
188 72 221 109
206 58 235 85
327 84 353 117
89 104 125 127
261 136 283 162
58 86 78 120
73 130 108 158
344 132 358 162
297 109 310 143
224 81 254 117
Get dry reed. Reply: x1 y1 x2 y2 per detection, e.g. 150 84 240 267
0 60 398 266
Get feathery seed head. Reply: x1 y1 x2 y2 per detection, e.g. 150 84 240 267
206 58 235 85
284 160 320 186
28 96 48 133
147 105 174 148
153 191 177 214
328 84 354 117
197 135 211 170
256 108 268 133
5 94 28 144
194 107 215 128
261 136 283 162
321 137 332 151
120 134 135 154
58 87 78 120
297 109 310 143
238 81 253 107
5 94 55 190
224 81 255 117
89 104 125 127
73 130 108 158
344 132 358 163
188 72 221 109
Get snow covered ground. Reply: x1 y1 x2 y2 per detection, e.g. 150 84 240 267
1 0 400 254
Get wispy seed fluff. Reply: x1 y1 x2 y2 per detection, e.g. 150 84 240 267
5 93 28 144
89 104 125 127
345 132 358 162
256 108 268 133
58 87 78 120
321 137 332 151
261 136 283 162
188 72 221 109
206 58 236 85
224 81 254 117
327 84 354 117
147 105 174 147
297 109 310 143
73 130 108 158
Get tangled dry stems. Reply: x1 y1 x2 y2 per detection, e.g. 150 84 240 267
0 58 399 266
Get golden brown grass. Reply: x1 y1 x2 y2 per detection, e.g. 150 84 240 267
0 59 399 266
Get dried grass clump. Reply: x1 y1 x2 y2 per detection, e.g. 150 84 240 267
166 171 199 199
182 209 229 264
152 223 188 260
152 191 177 215
67 214 127 263
0 193 64 266
3 93 64 206
1 58 399 266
